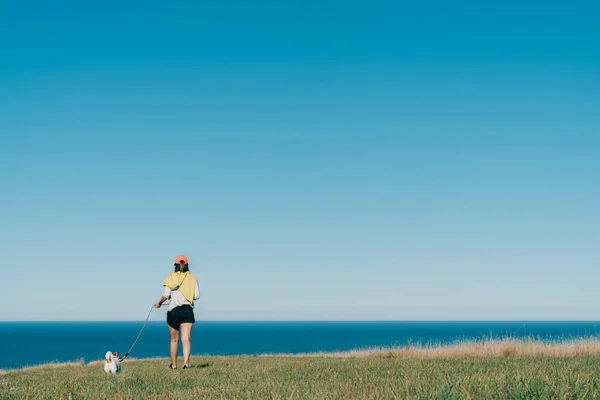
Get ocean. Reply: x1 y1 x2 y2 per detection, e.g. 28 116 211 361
1 321 599 370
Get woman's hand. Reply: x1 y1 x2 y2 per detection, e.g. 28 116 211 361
155 296 168 309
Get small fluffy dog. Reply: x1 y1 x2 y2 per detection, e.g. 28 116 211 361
104 351 122 374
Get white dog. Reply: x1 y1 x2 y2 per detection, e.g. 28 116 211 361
104 351 121 374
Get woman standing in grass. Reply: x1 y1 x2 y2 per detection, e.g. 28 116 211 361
154 255 200 369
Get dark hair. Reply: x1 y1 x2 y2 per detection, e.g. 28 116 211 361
174 263 189 273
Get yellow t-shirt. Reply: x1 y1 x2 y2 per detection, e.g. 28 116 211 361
163 272 197 304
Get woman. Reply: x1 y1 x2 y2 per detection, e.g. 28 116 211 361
154 254 200 369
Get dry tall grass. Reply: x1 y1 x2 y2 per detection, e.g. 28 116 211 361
3 338 600 375
0 360 85 375
315 338 600 359
4 348 600 399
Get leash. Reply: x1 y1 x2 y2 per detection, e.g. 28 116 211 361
119 303 169 362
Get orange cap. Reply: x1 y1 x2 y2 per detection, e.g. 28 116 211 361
175 255 189 265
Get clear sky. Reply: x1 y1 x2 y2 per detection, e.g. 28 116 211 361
1 1 598 321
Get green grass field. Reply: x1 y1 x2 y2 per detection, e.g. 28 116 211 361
2 354 600 399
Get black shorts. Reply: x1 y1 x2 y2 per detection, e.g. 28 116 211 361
167 305 195 330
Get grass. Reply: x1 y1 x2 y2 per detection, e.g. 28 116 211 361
3 339 600 399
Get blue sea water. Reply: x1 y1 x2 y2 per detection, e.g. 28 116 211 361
1 321 600 370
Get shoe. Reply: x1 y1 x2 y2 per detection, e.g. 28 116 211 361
182 365 188 369
169 364 177 369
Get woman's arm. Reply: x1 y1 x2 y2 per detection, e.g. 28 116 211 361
154 286 172 308
154 296 168 308
194 282 200 300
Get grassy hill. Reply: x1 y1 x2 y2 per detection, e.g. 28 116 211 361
2 339 600 399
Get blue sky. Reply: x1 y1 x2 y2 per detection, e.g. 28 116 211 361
1 1 598 321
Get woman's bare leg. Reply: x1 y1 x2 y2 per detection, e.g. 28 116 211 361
180 323 193 366
168 325 179 367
